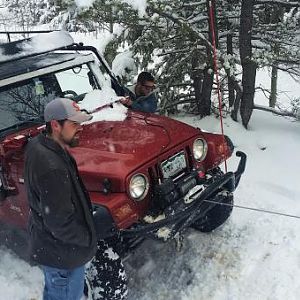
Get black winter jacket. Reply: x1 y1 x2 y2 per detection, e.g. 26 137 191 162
24 133 97 269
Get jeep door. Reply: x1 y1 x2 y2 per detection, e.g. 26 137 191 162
0 77 60 229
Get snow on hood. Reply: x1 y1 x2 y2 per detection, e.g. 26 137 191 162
79 89 128 122
0 31 74 63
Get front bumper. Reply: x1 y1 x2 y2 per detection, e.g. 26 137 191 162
121 151 247 240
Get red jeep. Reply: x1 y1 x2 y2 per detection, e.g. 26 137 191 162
0 31 246 299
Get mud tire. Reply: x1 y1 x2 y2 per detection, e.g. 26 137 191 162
192 193 233 232
85 240 128 300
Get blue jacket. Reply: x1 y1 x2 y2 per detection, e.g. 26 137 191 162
125 85 157 113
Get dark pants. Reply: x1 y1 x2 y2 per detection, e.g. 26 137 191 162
41 265 85 300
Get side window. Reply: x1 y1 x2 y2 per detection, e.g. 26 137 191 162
0 64 96 132
0 77 60 131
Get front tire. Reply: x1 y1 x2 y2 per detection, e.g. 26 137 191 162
85 240 128 300
192 193 233 232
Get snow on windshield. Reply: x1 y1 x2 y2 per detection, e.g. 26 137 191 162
54 58 128 123
0 31 74 63
80 89 128 123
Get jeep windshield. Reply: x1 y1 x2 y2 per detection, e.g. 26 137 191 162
0 62 98 137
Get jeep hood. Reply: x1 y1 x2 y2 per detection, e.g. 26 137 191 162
71 111 199 184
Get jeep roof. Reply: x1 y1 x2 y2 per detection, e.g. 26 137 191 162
0 52 94 84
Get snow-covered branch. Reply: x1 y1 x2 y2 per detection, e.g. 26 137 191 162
182 1 207 8
150 7 212 50
255 0 300 8
253 104 299 119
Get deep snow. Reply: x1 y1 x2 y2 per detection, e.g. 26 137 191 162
126 109 300 300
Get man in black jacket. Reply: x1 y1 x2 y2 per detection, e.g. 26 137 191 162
24 97 97 300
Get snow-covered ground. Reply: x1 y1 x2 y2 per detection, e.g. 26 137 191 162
1 90 300 300
126 108 300 300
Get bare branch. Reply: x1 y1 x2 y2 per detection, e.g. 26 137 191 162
253 104 299 119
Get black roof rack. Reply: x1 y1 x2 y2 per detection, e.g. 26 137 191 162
0 30 59 43
0 52 84 82
0 30 124 94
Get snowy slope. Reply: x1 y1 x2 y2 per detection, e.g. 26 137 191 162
1 107 300 300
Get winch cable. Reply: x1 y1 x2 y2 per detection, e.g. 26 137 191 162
208 0 228 172
203 199 300 220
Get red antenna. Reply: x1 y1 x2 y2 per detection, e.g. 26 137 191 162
208 0 228 172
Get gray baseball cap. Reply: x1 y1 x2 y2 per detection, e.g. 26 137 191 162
44 98 92 123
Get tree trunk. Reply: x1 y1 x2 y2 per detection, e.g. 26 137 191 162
200 68 213 117
230 78 243 122
227 32 235 108
191 49 204 115
109 6 114 33
269 64 278 108
226 0 235 107
239 0 257 128
193 0 218 117
269 43 279 108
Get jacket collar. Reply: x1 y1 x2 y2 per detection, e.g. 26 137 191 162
38 132 68 157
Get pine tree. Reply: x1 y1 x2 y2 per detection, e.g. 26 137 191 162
6 0 60 29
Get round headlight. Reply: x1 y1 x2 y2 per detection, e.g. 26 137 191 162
129 174 149 201
193 138 208 161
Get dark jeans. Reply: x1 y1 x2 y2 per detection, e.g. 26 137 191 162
41 265 85 300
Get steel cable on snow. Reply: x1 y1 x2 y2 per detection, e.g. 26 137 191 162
204 199 300 220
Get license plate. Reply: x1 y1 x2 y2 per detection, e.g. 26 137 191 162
161 151 187 178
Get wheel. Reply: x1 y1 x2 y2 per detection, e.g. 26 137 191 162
192 193 233 233
84 240 128 300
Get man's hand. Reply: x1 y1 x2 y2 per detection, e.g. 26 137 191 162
120 96 133 107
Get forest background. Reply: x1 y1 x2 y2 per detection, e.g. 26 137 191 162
0 0 299 129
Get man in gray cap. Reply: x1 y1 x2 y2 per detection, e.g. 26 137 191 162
24 97 97 300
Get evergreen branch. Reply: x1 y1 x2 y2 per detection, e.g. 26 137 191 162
157 48 192 56
182 1 207 7
255 0 300 8
150 7 212 50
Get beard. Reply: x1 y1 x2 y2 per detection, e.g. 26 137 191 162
60 133 80 148
68 137 80 148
